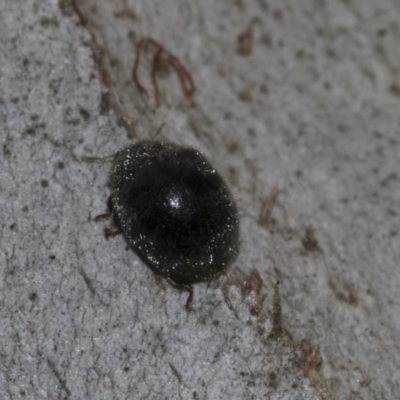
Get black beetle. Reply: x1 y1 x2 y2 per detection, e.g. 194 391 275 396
98 141 239 308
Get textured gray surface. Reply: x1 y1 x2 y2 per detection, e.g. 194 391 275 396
1 0 400 399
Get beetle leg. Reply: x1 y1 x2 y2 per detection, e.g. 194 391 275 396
94 213 111 222
104 228 122 239
167 278 194 310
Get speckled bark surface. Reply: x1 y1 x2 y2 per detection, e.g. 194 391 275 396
1 0 400 399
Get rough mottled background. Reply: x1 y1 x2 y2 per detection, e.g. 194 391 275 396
1 0 400 399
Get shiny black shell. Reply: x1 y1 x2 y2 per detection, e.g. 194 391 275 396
108 141 239 285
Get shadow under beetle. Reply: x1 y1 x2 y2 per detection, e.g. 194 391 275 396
97 141 239 308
